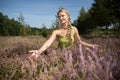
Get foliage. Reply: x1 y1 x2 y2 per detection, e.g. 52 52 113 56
104 0 120 22
40 26 48 37
0 12 22 36
1 0 120 37
76 7 94 34
90 0 112 27
0 12 52 36
51 15 60 30
0 36 120 80
89 0 120 34
72 0 120 35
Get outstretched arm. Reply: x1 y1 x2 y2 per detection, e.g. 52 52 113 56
38 30 57 54
29 30 58 59
74 27 98 48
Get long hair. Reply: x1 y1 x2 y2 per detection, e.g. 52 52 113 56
57 8 72 42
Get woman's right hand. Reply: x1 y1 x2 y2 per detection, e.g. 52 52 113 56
28 50 39 61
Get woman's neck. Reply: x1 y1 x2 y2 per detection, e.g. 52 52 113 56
61 23 68 29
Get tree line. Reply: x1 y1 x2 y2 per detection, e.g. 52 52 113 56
0 12 52 37
72 0 120 37
0 0 120 37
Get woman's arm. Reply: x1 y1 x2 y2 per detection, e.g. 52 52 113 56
38 30 58 54
74 27 96 48
29 30 58 59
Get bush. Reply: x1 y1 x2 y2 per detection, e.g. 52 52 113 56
0 37 120 80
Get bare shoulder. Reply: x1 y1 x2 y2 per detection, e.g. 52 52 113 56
71 26 78 32
52 29 61 35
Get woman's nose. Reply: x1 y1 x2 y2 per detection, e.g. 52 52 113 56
59 17 62 20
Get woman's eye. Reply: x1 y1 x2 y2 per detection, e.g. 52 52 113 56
61 15 64 17
58 14 65 19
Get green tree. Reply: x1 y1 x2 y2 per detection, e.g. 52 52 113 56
89 0 120 36
18 13 25 25
41 25 48 37
0 12 45 36
104 0 120 34
51 15 60 30
76 7 93 34
0 13 9 36
72 19 78 27
105 0 120 22
90 0 111 26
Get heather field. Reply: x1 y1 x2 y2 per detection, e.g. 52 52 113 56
0 36 120 80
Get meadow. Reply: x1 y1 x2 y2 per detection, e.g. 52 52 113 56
0 36 120 80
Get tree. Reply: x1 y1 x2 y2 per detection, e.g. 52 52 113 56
0 12 47 36
18 13 25 25
76 7 93 34
90 0 120 35
72 19 78 27
51 15 60 30
41 25 48 37
105 0 120 22
104 0 120 32
90 0 111 26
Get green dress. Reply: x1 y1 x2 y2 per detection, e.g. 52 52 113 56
57 28 75 48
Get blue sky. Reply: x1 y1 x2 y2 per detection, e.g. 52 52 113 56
0 0 94 28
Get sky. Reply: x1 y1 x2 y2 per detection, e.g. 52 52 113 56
0 0 94 28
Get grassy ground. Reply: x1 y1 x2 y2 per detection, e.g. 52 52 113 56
0 36 120 80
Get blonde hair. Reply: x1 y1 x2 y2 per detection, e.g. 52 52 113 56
57 8 72 42
57 8 70 19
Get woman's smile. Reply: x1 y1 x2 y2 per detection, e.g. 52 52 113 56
58 12 69 24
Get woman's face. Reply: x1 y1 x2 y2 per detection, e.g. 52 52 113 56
58 12 69 25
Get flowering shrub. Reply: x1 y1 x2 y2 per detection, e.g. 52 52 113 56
0 37 119 80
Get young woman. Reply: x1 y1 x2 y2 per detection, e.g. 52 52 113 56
29 8 99 59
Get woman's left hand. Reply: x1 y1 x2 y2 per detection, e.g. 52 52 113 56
92 44 100 49
28 50 39 61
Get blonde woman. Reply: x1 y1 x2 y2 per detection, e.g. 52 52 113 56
29 8 99 59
